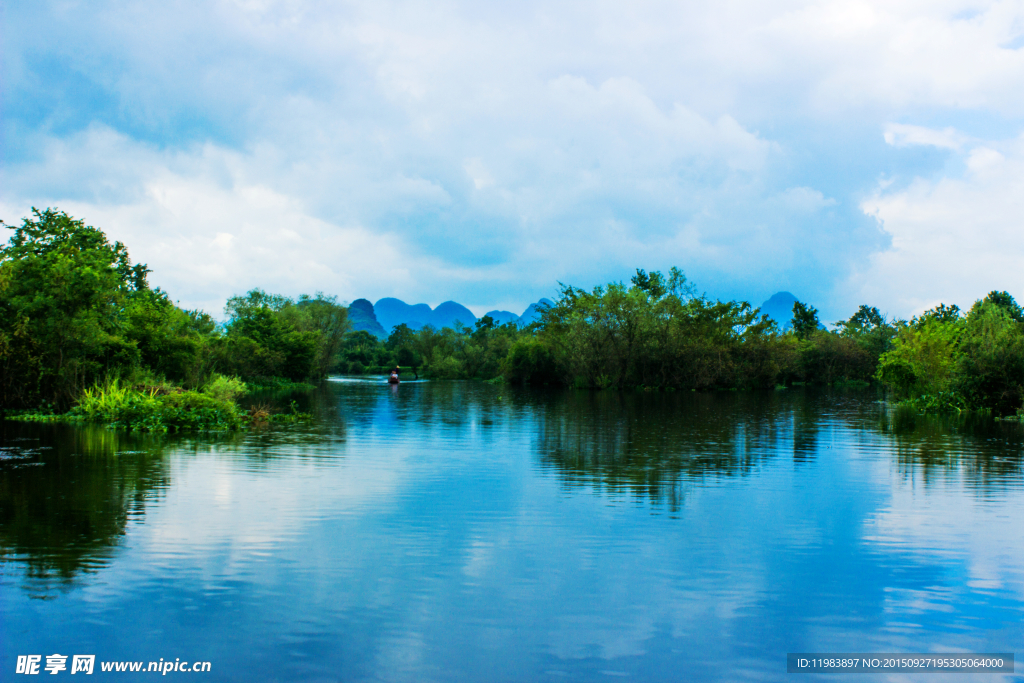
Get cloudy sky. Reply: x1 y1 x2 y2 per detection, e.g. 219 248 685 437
3 0 1024 321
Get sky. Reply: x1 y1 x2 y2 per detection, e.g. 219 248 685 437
2 0 1024 322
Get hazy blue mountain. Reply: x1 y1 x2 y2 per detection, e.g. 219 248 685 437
373 298 478 333
374 298 433 334
347 298 387 339
431 301 478 329
519 298 554 326
758 291 825 331
759 291 798 330
483 310 521 326
357 297 555 336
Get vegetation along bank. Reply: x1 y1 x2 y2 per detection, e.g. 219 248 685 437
2 209 1022 429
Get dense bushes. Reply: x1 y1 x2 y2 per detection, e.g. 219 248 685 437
503 337 558 385
335 316 525 381
333 268 910 393
876 294 1024 415
214 289 348 383
522 271 896 391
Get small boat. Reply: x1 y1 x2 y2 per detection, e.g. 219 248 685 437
388 373 400 384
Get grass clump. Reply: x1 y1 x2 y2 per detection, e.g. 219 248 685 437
246 400 314 426
66 378 242 432
9 374 314 432
202 374 248 402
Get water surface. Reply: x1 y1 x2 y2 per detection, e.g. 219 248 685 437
2 381 1023 681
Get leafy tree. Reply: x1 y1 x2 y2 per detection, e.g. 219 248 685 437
503 337 557 385
954 299 1024 414
287 293 350 378
220 290 322 381
913 303 960 327
982 290 1024 323
630 269 667 299
0 209 150 408
876 297 1024 415
386 323 417 351
791 301 820 340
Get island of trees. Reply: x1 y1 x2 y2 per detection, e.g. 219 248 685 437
2 209 1022 429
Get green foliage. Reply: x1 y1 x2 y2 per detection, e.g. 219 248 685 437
0 208 347 425
502 337 558 385
427 351 466 379
791 301 820 340
0 209 149 409
630 268 667 298
793 332 874 386
876 298 1024 415
218 289 349 382
5 208 1021 420
982 290 1024 322
335 313 524 381
954 300 1024 414
202 374 248 402
536 272 788 390
124 289 219 387
876 309 962 400
64 378 242 431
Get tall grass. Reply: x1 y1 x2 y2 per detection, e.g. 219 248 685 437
69 378 242 432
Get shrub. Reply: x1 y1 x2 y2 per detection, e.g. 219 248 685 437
202 374 248 402
426 353 465 380
502 337 557 385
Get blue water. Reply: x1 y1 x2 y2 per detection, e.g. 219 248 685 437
2 381 1023 681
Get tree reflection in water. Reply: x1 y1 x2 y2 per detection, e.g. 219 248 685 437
880 403 1024 491
2 383 1021 594
532 387 1024 510
532 390 795 511
0 422 171 593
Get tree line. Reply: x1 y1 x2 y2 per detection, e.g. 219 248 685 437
0 210 347 425
2 209 1022 421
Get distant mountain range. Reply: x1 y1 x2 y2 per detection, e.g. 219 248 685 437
351 292 813 339
349 297 554 339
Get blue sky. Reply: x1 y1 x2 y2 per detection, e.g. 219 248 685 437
3 0 1024 322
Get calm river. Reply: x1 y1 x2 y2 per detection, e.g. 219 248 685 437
2 381 1023 681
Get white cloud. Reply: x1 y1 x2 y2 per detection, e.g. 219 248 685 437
883 123 970 150
0 127 427 315
853 130 1024 317
5 0 1024 315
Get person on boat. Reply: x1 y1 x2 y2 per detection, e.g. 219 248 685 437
389 366 401 384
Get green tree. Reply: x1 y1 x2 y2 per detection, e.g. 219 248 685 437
791 301 820 340
0 209 150 408
220 290 320 381
982 290 1024 323
953 299 1024 414
286 293 350 378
